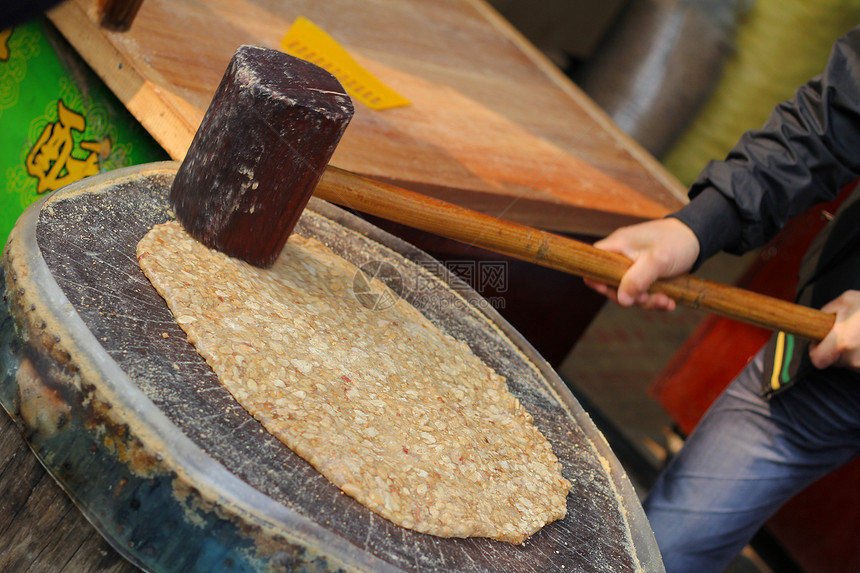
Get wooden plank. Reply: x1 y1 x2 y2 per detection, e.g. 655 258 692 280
46 0 686 237
0 413 136 572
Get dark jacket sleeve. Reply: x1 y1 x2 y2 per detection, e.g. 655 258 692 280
672 25 860 266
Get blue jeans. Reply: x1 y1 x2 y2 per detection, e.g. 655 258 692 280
643 348 860 573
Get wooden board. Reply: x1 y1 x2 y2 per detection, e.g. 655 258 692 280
0 164 663 572
45 0 686 237
0 412 137 572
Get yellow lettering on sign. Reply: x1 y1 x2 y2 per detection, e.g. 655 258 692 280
26 100 109 193
0 28 11 61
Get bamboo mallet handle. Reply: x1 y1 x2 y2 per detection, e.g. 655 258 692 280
316 166 835 342
169 47 833 341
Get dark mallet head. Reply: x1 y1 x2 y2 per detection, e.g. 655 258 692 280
170 45 354 267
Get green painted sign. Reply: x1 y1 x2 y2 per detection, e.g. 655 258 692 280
1 19 168 247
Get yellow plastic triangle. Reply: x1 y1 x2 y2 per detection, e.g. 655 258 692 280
281 17 410 110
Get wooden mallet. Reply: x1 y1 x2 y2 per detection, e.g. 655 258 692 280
170 45 355 268
170 46 835 342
